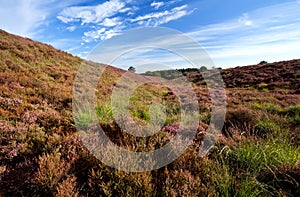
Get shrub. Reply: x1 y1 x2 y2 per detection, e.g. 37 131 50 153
88 167 154 196
224 108 257 137
55 176 79 197
164 169 205 196
258 163 300 196
34 150 71 189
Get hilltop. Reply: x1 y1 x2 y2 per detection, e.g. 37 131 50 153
188 60 300 91
0 30 299 196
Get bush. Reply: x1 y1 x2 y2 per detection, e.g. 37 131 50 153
34 150 71 189
88 167 154 196
55 176 79 197
164 169 205 196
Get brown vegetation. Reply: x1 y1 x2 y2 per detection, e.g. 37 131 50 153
0 29 299 196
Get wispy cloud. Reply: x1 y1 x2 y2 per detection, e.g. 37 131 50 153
83 26 123 42
86 27 214 71
100 17 122 27
238 13 253 26
131 5 193 26
187 1 300 67
0 0 87 37
60 1 194 43
84 1 300 69
57 0 125 25
150 1 164 9
0 1 46 37
66 25 77 32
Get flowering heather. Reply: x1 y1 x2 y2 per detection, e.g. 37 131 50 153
162 124 179 134
0 29 299 196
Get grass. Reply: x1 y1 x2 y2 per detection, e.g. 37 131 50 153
257 83 270 92
251 103 300 124
225 139 300 173
251 102 279 113
212 132 300 196
73 107 96 129
96 102 113 124
280 104 300 124
255 118 283 137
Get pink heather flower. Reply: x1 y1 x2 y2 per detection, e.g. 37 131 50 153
8 149 18 158
13 98 23 105
162 124 180 134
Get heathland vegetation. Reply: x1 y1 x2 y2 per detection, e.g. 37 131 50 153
0 29 299 196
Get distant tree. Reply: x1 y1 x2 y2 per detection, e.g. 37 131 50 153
259 60 268 65
199 66 208 72
128 66 136 73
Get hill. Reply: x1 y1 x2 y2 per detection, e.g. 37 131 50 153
0 29 299 196
188 60 300 91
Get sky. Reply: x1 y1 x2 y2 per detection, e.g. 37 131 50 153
1 0 300 70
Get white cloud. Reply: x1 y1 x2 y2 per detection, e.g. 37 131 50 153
238 13 253 26
131 5 193 26
151 1 164 9
101 17 122 27
83 26 122 42
0 0 90 38
86 28 215 70
119 7 131 13
0 0 47 37
187 1 300 67
66 25 76 32
83 28 106 42
57 0 125 25
57 15 75 23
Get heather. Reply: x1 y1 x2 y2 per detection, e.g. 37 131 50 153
0 29 300 196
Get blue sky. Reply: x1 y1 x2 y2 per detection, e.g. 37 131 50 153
1 0 300 69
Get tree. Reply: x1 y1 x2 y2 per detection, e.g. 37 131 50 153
259 60 268 65
199 66 208 72
128 66 136 73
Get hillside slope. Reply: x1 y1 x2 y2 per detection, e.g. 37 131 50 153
0 29 128 195
0 30 299 196
188 60 300 91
